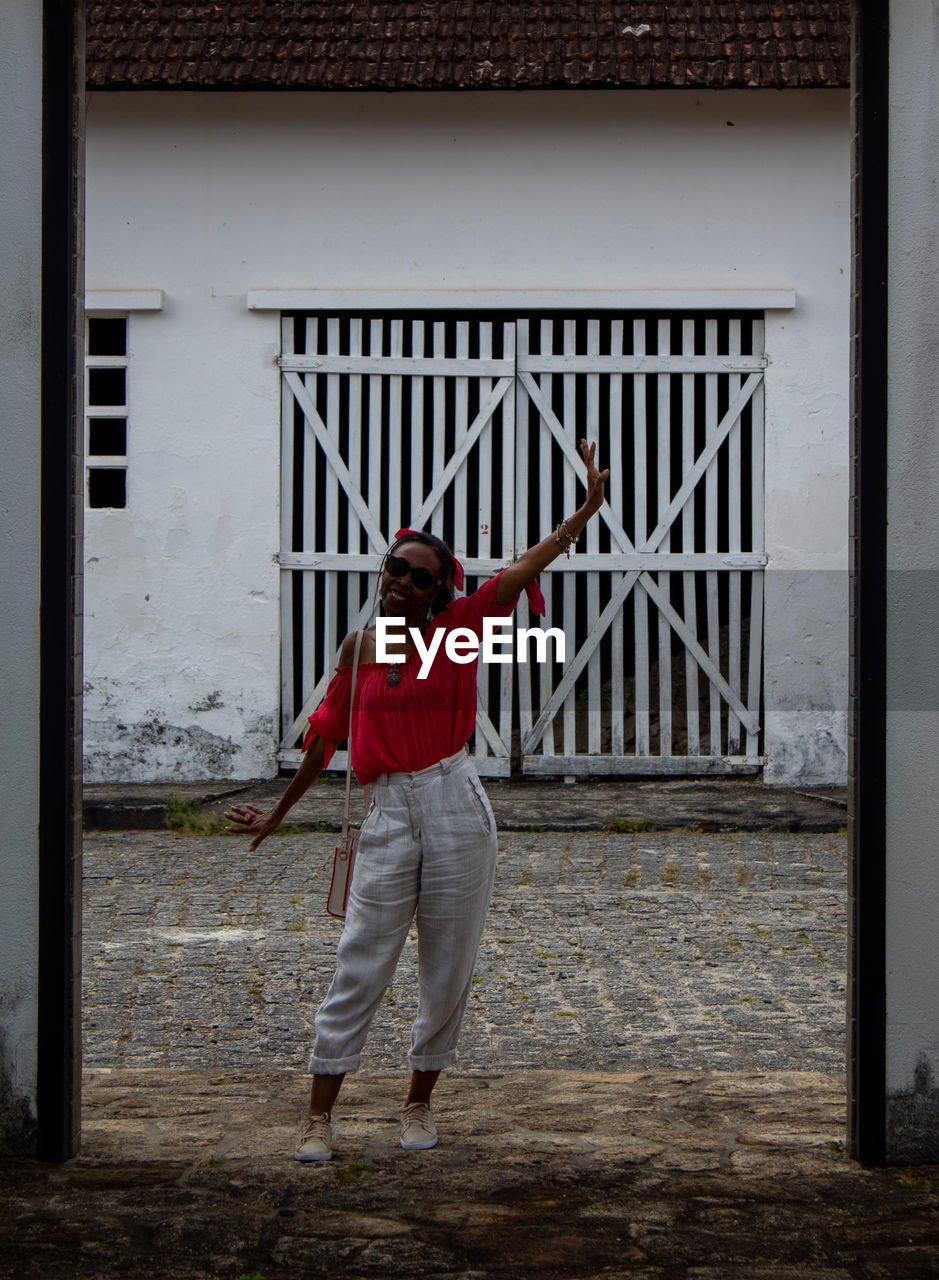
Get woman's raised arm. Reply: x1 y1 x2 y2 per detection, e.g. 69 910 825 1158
495 438 610 605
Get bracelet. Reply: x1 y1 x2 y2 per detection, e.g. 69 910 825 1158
554 520 579 557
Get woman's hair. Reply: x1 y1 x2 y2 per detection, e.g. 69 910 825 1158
385 530 456 617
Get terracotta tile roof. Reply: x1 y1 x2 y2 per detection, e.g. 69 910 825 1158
86 3 850 91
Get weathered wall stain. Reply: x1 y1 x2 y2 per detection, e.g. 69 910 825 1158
0 1005 37 1155
188 691 225 713
887 1055 939 1164
83 718 238 781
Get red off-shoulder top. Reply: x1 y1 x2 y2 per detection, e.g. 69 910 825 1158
303 571 530 784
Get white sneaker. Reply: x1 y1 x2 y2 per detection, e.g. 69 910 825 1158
400 1101 438 1150
294 1111 332 1161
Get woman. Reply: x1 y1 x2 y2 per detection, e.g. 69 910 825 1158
226 439 609 1161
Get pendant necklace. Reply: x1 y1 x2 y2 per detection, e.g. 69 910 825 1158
386 629 419 686
385 615 423 687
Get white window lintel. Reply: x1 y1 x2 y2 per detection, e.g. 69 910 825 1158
85 289 164 313
246 288 796 312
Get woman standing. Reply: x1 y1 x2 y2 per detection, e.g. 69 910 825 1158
226 439 609 1160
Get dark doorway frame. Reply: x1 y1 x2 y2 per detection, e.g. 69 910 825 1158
36 0 84 1162
848 0 889 1165
34 1 891 1164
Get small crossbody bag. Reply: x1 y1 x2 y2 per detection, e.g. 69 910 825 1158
326 629 364 919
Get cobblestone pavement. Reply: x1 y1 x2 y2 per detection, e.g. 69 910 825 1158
83 829 846 1075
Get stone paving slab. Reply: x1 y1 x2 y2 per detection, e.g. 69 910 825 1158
4 1068 939 1279
82 830 847 1074
83 775 848 833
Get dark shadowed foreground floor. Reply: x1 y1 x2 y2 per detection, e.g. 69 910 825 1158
3 1067 939 1279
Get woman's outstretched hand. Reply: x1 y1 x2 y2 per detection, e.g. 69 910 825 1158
581 437 610 516
224 803 282 852
224 738 327 852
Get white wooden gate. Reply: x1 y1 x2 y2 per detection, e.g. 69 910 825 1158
278 310 765 777
277 314 519 776
514 315 765 775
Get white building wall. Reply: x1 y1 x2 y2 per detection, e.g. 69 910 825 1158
0 0 42 1150
884 0 939 1160
84 88 850 782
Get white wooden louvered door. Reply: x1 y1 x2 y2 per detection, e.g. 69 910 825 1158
278 308 765 777
277 314 518 776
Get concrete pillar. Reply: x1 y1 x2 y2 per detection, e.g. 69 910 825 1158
0 0 44 1157
0 0 83 1159
883 0 939 1162
851 0 939 1164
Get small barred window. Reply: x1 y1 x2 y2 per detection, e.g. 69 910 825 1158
85 316 128 508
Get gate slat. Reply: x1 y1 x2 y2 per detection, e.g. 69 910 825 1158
325 317 340 551
281 550 766 572
348 317 368 641
303 318 320 734
478 323 493 561
475 322 493 767
563 319 577 760
324 318 342 680
280 315 296 741
747 317 766 757
515 319 534 753
586 318 602 756
431 322 446 540
633 319 651 757
747 570 764 757
751 318 766 555
368 319 384 548
726 317 743 753
520 754 761 777
388 320 403 537
539 319 556 756
455 321 469 556
409 321 424 534
705 318 722 753
517 353 767 374
281 354 512 376
500 321 516 765
656 318 673 757
324 320 342 670
349 318 363 559
681 318 701 756
609 318 625 755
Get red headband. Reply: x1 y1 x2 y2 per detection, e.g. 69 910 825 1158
391 529 545 617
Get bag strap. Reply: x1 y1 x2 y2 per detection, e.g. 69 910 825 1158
341 629 364 844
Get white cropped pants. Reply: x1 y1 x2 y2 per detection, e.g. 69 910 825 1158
309 748 499 1075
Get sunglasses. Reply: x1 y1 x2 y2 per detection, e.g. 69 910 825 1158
384 554 444 593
